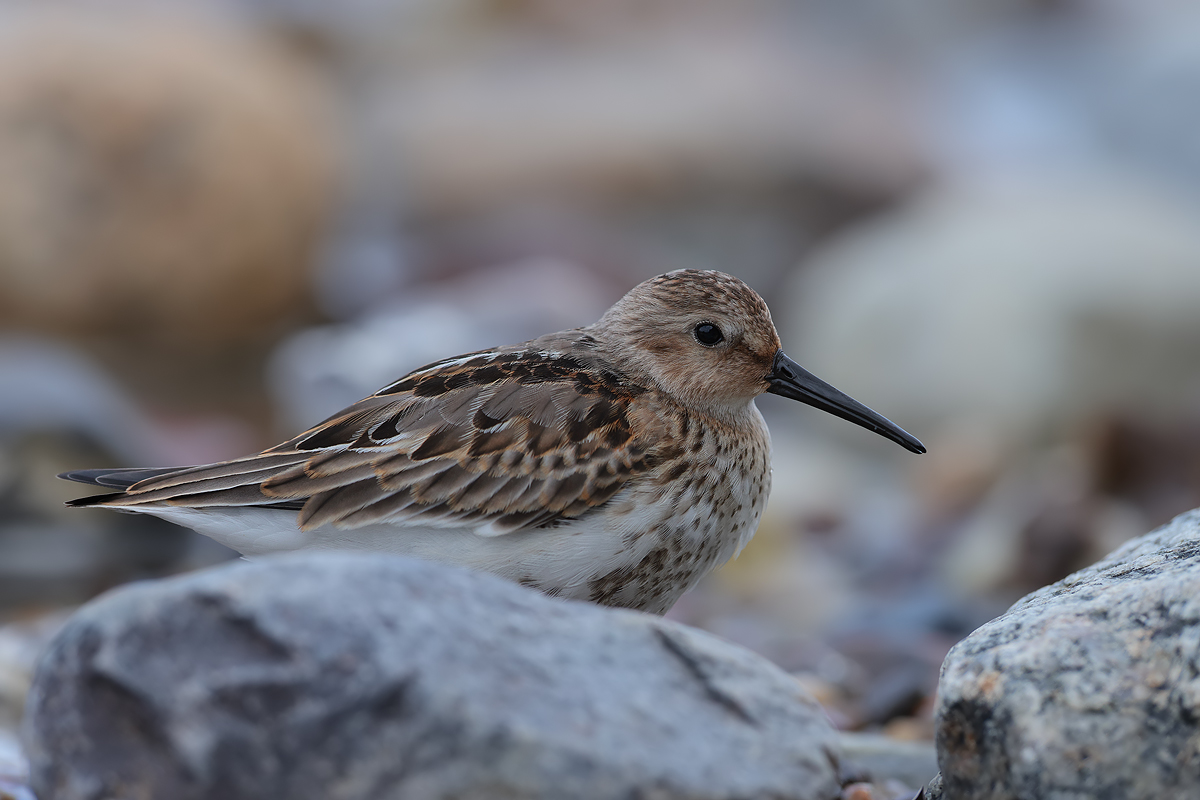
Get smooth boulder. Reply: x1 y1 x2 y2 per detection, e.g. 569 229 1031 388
22 552 840 800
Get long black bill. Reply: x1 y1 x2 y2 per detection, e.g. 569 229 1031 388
765 351 926 454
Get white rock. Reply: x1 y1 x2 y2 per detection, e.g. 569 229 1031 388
784 174 1200 449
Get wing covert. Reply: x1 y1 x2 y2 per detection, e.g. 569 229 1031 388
267 350 652 533
110 348 656 536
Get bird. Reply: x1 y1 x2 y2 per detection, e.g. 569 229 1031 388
61 269 924 614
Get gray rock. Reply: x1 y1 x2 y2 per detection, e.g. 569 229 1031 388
22 553 840 800
933 508 1200 799
837 732 938 791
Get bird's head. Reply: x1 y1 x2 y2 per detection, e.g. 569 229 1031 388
597 269 925 453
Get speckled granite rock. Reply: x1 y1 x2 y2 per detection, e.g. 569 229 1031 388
22 552 840 800
933 508 1200 800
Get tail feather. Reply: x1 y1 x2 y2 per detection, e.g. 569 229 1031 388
58 467 192 489
59 464 308 511
59 466 194 508
65 492 137 508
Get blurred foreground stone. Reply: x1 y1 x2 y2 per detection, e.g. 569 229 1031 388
22 553 840 800
0 8 334 351
931 508 1200 799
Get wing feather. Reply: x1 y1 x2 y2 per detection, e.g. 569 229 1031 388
299 480 407 530
114 458 311 504
127 453 310 493
72 344 657 536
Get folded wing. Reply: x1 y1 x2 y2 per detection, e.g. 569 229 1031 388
65 348 656 536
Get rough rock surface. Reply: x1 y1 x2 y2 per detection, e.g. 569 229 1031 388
22 553 840 800
933 508 1200 800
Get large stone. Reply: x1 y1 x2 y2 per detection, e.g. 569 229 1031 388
22 553 840 800
0 8 334 352
783 176 1200 450
933 508 1200 799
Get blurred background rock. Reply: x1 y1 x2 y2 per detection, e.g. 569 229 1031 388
2 0 1200 757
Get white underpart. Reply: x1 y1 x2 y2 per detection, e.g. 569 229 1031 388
125 469 766 605
141 499 649 596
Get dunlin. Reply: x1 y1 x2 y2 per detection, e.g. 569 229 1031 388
61 270 923 613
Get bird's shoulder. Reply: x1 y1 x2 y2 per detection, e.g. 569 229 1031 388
245 333 680 533
276 333 654 452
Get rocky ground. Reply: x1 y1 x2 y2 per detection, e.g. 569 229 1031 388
3 1 1200 798
2 509 1198 799
8 553 934 800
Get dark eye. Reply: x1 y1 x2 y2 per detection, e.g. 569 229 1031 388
693 322 724 346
